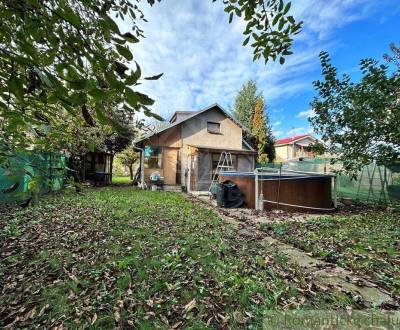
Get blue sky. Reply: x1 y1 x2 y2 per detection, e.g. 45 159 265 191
121 0 400 138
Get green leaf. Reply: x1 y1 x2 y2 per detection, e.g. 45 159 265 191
94 105 109 124
102 14 120 34
287 16 295 24
283 50 293 56
9 76 24 100
62 8 81 27
116 45 133 61
137 92 154 106
272 13 282 26
69 79 87 90
114 61 129 76
89 88 107 101
243 36 251 46
121 32 139 43
144 109 164 121
144 73 163 80
34 68 53 88
70 92 86 106
125 62 141 85
125 88 139 107
278 18 286 31
105 71 123 90
278 0 284 11
283 2 291 15
279 57 285 65
112 37 126 45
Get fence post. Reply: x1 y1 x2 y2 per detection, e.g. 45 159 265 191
49 154 52 193
333 175 338 208
255 169 259 210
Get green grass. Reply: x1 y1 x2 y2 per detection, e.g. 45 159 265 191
264 212 400 297
1 187 359 328
112 175 131 184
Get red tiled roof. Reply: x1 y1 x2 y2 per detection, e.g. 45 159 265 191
275 134 310 145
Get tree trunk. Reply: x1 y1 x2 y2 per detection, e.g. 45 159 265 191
110 154 114 184
129 165 133 180
133 166 140 186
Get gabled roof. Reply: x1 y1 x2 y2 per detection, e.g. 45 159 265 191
169 111 199 123
275 134 315 146
135 103 251 145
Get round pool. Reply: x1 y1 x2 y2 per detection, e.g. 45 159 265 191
219 171 334 212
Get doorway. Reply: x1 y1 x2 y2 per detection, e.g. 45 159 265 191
163 148 178 185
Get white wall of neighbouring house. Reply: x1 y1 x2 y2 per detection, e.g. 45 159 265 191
275 145 288 162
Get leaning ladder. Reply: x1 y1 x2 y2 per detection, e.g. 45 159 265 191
209 151 234 192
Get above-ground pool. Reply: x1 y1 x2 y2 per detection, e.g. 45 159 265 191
219 171 335 212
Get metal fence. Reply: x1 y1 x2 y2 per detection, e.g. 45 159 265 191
0 151 67 205
260 159 400 204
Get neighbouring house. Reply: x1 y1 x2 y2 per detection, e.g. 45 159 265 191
135 104 256 191
274 134 319 162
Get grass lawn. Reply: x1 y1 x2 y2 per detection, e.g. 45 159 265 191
1 187 361 328
264 212 400 297
112 176 132 185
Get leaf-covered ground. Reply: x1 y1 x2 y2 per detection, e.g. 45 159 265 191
264 212 400 297
1 187 360 328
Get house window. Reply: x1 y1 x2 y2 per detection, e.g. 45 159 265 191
144 146 162 169
211 153 237 178
207 121 221 134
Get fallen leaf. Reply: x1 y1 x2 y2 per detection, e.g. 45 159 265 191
114 310 120 323
91 313 97 325
172 321 183 329
184 299 196 313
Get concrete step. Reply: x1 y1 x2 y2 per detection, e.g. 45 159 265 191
163 185 182 192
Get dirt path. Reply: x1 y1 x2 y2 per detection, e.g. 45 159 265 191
188 194 396 309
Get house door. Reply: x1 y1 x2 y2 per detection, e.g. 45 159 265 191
163 148 178 185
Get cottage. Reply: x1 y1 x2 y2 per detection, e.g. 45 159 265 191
135 104 256 191
274 134 318 162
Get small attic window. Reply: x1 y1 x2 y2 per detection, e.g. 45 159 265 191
207 121 221 134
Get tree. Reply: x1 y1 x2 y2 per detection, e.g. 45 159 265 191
232 80 262 131
218 0 302 64
384 43 400 70
251 98 275 162
310 49 400 177
116 148 139 180
0 0 301 170
0 0 165 161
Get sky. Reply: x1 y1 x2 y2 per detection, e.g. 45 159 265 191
119 0 400 139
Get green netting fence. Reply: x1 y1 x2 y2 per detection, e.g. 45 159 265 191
0 151 68 205
259 159 400 204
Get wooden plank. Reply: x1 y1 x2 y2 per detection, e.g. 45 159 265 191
163 148 178 185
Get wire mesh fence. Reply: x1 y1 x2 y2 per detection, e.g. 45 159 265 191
259 159 400 204
0 151 67 205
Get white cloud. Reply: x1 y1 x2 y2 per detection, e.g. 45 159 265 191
272 121 282 126
117 0 392 122
287 126 315 137
296 109 315 118
272 129 285 138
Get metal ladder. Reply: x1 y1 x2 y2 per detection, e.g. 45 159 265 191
209 151 234 192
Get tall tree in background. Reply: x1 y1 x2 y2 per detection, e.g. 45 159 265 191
310 47 400 177
252 98 275 162
232 80 262 130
